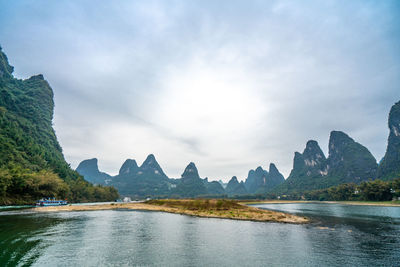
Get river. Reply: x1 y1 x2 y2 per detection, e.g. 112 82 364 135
0 203 399 266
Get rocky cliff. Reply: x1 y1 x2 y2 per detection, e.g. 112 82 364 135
76 158 112 185
378 101 400 180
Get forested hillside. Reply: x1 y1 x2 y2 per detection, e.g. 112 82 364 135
0 46 118 204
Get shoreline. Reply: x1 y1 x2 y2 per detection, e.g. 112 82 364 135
28 201 309 224
325 200 400 207
242 200 400 207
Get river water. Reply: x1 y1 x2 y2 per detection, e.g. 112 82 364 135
0 203 399 266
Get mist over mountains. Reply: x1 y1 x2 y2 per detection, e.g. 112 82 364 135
76 153 287 198
77 101 400 198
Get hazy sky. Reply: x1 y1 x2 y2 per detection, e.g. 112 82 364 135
0 0 399 181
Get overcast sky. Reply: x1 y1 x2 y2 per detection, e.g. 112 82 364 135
0 0 399 181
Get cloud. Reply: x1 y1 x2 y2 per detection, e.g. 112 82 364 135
0 0 399 180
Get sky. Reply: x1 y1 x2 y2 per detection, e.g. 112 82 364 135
0 0 399 181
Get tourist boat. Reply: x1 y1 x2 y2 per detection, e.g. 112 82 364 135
35 197 68 206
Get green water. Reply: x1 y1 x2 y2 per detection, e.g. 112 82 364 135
0 203 399 266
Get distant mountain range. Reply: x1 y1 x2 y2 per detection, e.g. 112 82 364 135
77 156 229 198
76 154 287 198
77 100 400 198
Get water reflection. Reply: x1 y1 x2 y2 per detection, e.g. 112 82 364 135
0 204 399 266
255 203 400 265
0 214 67 266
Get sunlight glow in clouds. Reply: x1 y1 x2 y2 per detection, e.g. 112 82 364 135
154 59 266 145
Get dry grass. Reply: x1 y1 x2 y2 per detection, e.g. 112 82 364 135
146 199 243 210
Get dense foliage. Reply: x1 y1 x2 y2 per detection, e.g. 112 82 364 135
226 176 248 196
0 47 118 205
304 178 400 201
171 177 208 197
204 180 226 195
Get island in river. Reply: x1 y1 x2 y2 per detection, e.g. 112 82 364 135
29 199 309 224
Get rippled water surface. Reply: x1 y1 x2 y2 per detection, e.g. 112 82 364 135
1 203 399 266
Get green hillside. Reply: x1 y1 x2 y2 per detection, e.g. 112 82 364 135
274 132 378 195
0 46 118 205
378 101 400 180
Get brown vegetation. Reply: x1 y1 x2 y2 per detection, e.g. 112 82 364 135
32 199 309 224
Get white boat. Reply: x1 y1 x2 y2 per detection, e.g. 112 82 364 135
35 197 68 206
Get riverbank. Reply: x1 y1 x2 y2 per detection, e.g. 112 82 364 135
242 200 400 207
241 200 312 205
29 199 309 224
325 200 400 206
